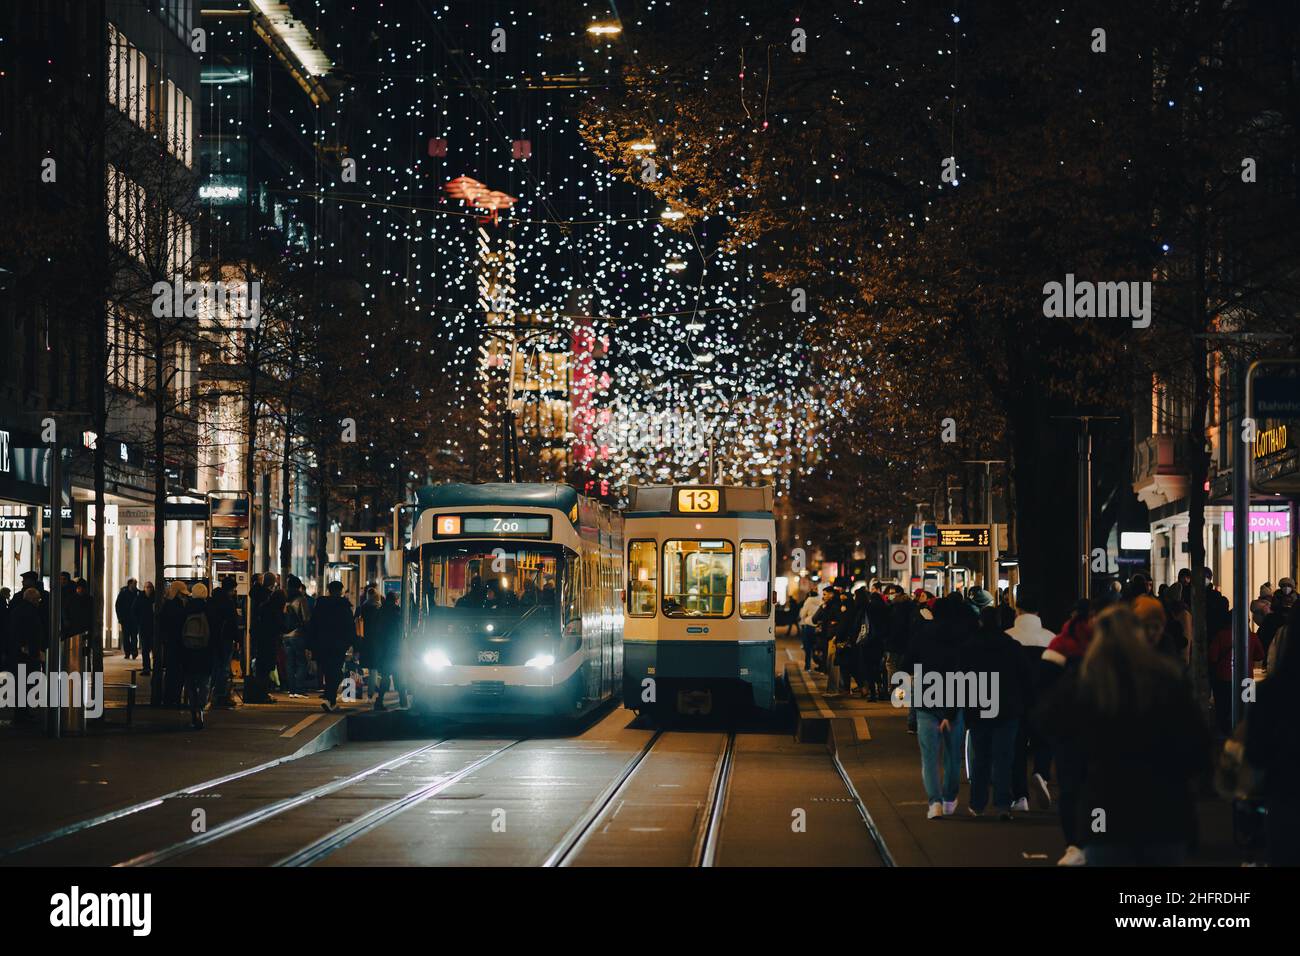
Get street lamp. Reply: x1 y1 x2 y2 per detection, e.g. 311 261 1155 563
587 22 622 36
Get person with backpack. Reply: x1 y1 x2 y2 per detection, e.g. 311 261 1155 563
180 584 214 729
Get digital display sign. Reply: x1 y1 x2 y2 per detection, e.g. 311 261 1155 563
936 526 991 550
434 514 552 537
676 488 720 513
341 532 387 553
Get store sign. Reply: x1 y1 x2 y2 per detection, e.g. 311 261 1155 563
0 514 31 533
0 429 9 473
1254 425 1288 460
1223 510 1291 535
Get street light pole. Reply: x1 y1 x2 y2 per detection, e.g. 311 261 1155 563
1052 416 1118 602
962 460 1005 592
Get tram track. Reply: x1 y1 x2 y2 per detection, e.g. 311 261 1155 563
547 729 737 867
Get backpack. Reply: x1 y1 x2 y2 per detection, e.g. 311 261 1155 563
182 611 211 650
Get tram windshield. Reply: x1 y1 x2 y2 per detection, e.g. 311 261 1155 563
662 539 734 617
420 544 560 615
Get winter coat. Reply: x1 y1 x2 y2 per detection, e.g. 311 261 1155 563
308 595 355 660
115 587 138 626
1207 627 1264 682
1035 660 1211 847
355 602 384 667
959 627 1033 725
179 597 212 677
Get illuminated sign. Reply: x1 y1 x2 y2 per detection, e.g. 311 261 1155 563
936 525 992 550
0 514 31 533
676 487 721 514
0 429 9 473
341 532 387 553
199 183 243 201
1223 510 1290 535
434 514 551 537
1254 425 1288 460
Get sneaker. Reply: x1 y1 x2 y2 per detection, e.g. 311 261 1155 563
927 802 943 820
1057 845 1086 867
968 807 982 817
997 809 1015 821
942 800 958 816
320 701 335 713
1032 773 1052 808
1010 797 1030 812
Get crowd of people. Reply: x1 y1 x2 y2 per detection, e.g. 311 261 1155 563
0 571 407 730
786 570 1298 867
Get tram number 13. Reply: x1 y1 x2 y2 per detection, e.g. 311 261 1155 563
677 489 720 513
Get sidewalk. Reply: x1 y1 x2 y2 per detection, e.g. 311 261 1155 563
0 650 358 852
779 638 1245 867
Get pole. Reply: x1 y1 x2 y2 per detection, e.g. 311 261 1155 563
48 440 62 739
1231 356 1249 729
983 464 995 592
1079 422 1092 601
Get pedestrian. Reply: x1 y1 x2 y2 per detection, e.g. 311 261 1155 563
158 581 190 707
962 606 1033 819
904 593 966 819
861 587 890 701
180 583 213 729
1207 598 1263 736
797 585 823 672
370 591 402 711
356 587 384 700
1004 601 1055 811
251 590 286 703
207 576 239 708
1133 593 1188 667
1259 585 1295 664
282 576 312 698
115 578 140 660
135 582 156 675
1035 599 1094 865
1038 604 1211 866
1243 618 1300 866
1250 583 1273 629
311 580 356 712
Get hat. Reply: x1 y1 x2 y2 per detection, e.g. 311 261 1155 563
1133 594 1167 629
190 583 209 599
1005 611 1054 648
969 587 993 609
1279 577 1295 590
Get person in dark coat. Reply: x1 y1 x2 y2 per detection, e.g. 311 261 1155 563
179 584 213 728
311 580 356 712
1244 618 1300 866
1036 604 1211 866
859 589 890 701
961 606 1034 818
115 579 140 660
135 582 156 675
207 577 239 707
9 587 46 666
157 581 190 707
370 591 403 711
901 594 966 817
355 588 384 701
251 590 286 703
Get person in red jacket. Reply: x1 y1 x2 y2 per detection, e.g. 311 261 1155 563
1207 600 1264 736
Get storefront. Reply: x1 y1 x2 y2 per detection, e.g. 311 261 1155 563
0 422 66 596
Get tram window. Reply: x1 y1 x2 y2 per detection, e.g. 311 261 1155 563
628 539 657 617
420 544 558 611
739 541 772 618
662 540 734 618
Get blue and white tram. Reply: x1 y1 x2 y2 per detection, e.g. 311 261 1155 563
402 483 623 719
621 485 777 717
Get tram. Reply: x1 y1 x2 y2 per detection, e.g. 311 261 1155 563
621 484 777 718
400 483 623 719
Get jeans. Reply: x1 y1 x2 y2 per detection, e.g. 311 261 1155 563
916 710 965 805
321 656 346 706
284 635 309 693
1083 842 1187 866
968 718 1019 812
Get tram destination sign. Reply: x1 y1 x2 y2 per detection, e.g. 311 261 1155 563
434 515 552 538
936 525 992 550
675 487 721 514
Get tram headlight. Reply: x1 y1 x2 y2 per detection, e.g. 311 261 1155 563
424 649 451 671
525 653 555 670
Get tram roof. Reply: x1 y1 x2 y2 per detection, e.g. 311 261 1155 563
415 482 580 514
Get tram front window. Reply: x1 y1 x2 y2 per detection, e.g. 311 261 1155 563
420 545 559 619
662 539 734 617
